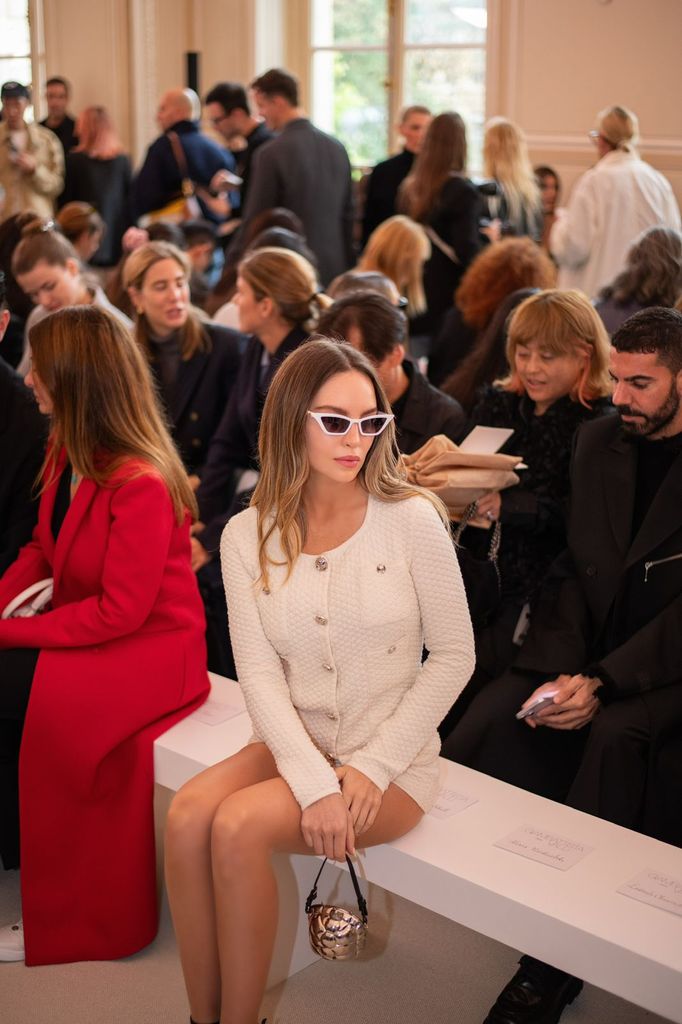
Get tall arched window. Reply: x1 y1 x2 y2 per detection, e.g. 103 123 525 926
308 0 488 169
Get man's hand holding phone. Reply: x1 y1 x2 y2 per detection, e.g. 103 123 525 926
516 674 601 730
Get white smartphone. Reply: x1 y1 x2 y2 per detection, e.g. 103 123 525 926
515 689 559 720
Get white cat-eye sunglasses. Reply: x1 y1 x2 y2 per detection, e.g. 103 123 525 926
307 410 394 437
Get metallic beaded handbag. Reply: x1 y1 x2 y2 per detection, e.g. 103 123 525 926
305 855 368 960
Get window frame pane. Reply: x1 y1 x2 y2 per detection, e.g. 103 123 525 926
308 0 488 170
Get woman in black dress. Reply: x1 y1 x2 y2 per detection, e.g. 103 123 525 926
442 289 613 733
399 112 483 344
60 106 131 266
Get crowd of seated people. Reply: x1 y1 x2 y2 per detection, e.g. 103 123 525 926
1 66 682 1024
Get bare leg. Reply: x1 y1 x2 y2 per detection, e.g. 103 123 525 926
164 743 279 1024
210 772 423 1024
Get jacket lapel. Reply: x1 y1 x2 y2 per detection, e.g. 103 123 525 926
171 352 207 424
38 455 66 566
602 431 636 556
51 477 98 586
626 449 682 568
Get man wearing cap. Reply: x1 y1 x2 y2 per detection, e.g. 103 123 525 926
550 104 680 298
0 82 64 223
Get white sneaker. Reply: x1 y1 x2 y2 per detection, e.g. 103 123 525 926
0 920 25 962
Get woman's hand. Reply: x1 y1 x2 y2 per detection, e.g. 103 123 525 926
335 765 383 836
122 226 149 253
475 491 502 522
301 792 355 861
481 218 502 243
187 474 201 492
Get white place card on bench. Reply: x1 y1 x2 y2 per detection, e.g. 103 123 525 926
193 697 245 726
494 824 594 871
429 786 478 818
617 868 682 918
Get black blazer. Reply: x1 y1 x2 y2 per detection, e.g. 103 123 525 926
394 360 466 454
0 360 47 576
418 175 484 338
151 323 244 478
516 415 682 701
361 149 414 245
197 326 309 552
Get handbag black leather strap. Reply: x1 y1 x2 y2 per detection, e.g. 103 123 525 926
453 499 502 585
305 855 368 924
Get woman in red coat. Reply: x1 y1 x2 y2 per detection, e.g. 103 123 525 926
0 305 209 966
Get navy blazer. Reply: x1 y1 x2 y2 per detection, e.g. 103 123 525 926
150 323 244 478
197 325 309 552
131 120 238 223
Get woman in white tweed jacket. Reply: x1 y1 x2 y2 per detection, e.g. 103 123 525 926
165 338 474 1024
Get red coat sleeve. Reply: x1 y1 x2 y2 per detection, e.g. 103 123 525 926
0 474 177 649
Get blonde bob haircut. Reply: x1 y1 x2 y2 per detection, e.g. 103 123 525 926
251 337 449 588
123 240 209 362
483 117 540 229
30 305 198 523
357 215 431 316
238 246 331 331
500 289 612 407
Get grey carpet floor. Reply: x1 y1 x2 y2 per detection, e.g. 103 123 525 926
0 869 672 1024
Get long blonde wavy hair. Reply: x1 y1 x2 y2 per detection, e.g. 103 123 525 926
30 305 198 523
483 117 541 229
251 338 449 588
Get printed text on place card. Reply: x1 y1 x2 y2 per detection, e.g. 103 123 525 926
494 825 594 871
429 787 478 818
618 869 682 918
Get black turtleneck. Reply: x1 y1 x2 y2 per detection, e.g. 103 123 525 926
149 333 182 408
632 431 682 540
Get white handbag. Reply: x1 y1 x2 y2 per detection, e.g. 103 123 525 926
1 578 54 619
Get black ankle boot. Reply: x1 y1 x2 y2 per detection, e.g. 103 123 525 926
483 955 583 1023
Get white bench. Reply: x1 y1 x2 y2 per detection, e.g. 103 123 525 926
154 673 682 1022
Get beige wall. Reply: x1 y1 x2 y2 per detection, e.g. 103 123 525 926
35 0 682 207
488 0 682 205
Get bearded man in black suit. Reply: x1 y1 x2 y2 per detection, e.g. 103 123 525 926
444 306 682 1024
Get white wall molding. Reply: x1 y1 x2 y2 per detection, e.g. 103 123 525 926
525 131 682 156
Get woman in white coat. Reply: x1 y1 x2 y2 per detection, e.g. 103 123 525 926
164 337 475 1024
550 105 680 298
